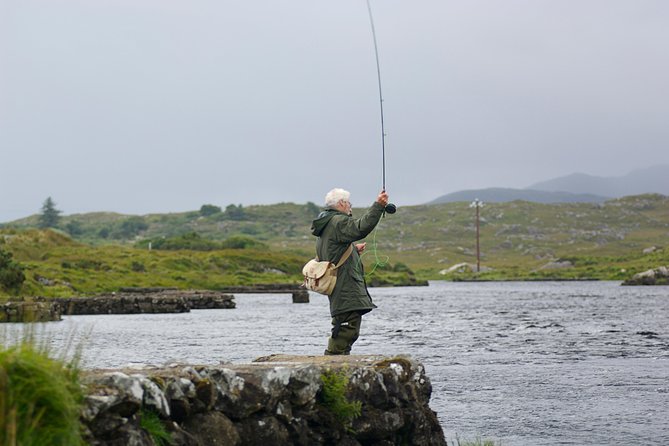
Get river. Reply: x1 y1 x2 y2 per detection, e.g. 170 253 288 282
3 281 668 445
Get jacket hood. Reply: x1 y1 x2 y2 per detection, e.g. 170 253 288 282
310 209 340 236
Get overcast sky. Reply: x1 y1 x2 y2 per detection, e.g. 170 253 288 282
1 0 668 222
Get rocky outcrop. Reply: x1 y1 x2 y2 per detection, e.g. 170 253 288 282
81 355 447 446
50 290 235 315
622 266 669 285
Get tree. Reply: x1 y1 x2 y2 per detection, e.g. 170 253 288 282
115 217 149 239
306 201 320 217
38 197 62 228
0 247 25 291
199 204 222 216
225 204 246 220
65 220 84 236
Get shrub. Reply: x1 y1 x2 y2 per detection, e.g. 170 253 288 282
220 235 267 250
131 261 146 272
392 262 413 273
0 248 25 291
139 232 222 251
0 342 84 445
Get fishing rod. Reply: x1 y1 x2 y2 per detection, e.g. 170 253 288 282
365 0 396 214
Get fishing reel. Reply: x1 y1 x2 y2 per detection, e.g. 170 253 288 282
385 203 397 214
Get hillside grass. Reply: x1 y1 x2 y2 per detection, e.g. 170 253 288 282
0 228 419 300
2 194 669 291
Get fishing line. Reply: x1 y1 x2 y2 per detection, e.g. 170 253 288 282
361 226 390 278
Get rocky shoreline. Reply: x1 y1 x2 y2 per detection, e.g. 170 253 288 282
1 285 321 322
81 354 447 446
51 289 236 315
0 290 236 323
622 266 669 285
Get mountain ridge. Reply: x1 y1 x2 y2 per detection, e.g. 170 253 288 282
527 164 669 197
429 165 669 204
427 188 609 205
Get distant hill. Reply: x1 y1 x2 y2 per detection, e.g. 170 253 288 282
427 188 609 204
2 194 669 286
528 165 669 197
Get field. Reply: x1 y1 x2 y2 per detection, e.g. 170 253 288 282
2 194 668 298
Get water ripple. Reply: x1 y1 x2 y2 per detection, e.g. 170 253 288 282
2 281 668 445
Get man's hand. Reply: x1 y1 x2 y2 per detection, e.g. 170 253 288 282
376 191 389 207
355 243 366 254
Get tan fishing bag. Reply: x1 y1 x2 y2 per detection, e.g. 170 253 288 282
302 244 354 295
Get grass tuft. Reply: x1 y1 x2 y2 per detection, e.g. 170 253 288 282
455 434 503 446
0 339 84 445
320 369 362 426
140 408 173 446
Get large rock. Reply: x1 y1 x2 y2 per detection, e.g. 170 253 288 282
622 266 669 285
182 412 240 446
81 355 447 446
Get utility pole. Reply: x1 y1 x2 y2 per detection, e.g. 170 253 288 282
469 199 484 272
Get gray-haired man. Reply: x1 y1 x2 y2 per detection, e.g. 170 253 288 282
310 188 389 355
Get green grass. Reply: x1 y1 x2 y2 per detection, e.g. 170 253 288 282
140 409 172 446
3 194 669 288
454 436 502 446
0 228 420 300
319 369 362 425
0 338 84 445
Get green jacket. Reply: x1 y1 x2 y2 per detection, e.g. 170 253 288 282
310 202 385 317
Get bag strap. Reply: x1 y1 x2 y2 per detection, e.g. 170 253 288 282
332 244 354 270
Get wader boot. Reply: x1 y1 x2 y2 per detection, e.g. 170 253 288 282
324 311 362 355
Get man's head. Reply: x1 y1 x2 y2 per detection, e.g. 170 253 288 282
325 188 352 215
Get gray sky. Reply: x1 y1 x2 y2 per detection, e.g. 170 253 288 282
1 0 668 222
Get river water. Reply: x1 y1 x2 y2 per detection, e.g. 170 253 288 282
3 281 668 445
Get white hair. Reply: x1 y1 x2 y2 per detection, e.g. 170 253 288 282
324 188 350 208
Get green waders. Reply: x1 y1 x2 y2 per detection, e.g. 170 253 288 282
325 311 362 355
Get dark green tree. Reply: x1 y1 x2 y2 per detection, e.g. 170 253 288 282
115 217 149 239
0 247 26 291
65 220 84 236
199 204 222 216
38 197 62 228
225 204 246 220
305 201 320 217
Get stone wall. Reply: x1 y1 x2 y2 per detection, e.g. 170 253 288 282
51 290 235 315
0 300 61 322
81 354 447 446
1 291 236 322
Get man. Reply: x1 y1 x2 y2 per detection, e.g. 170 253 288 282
310 188 390 355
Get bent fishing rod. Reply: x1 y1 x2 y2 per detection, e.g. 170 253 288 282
366 0 396 214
